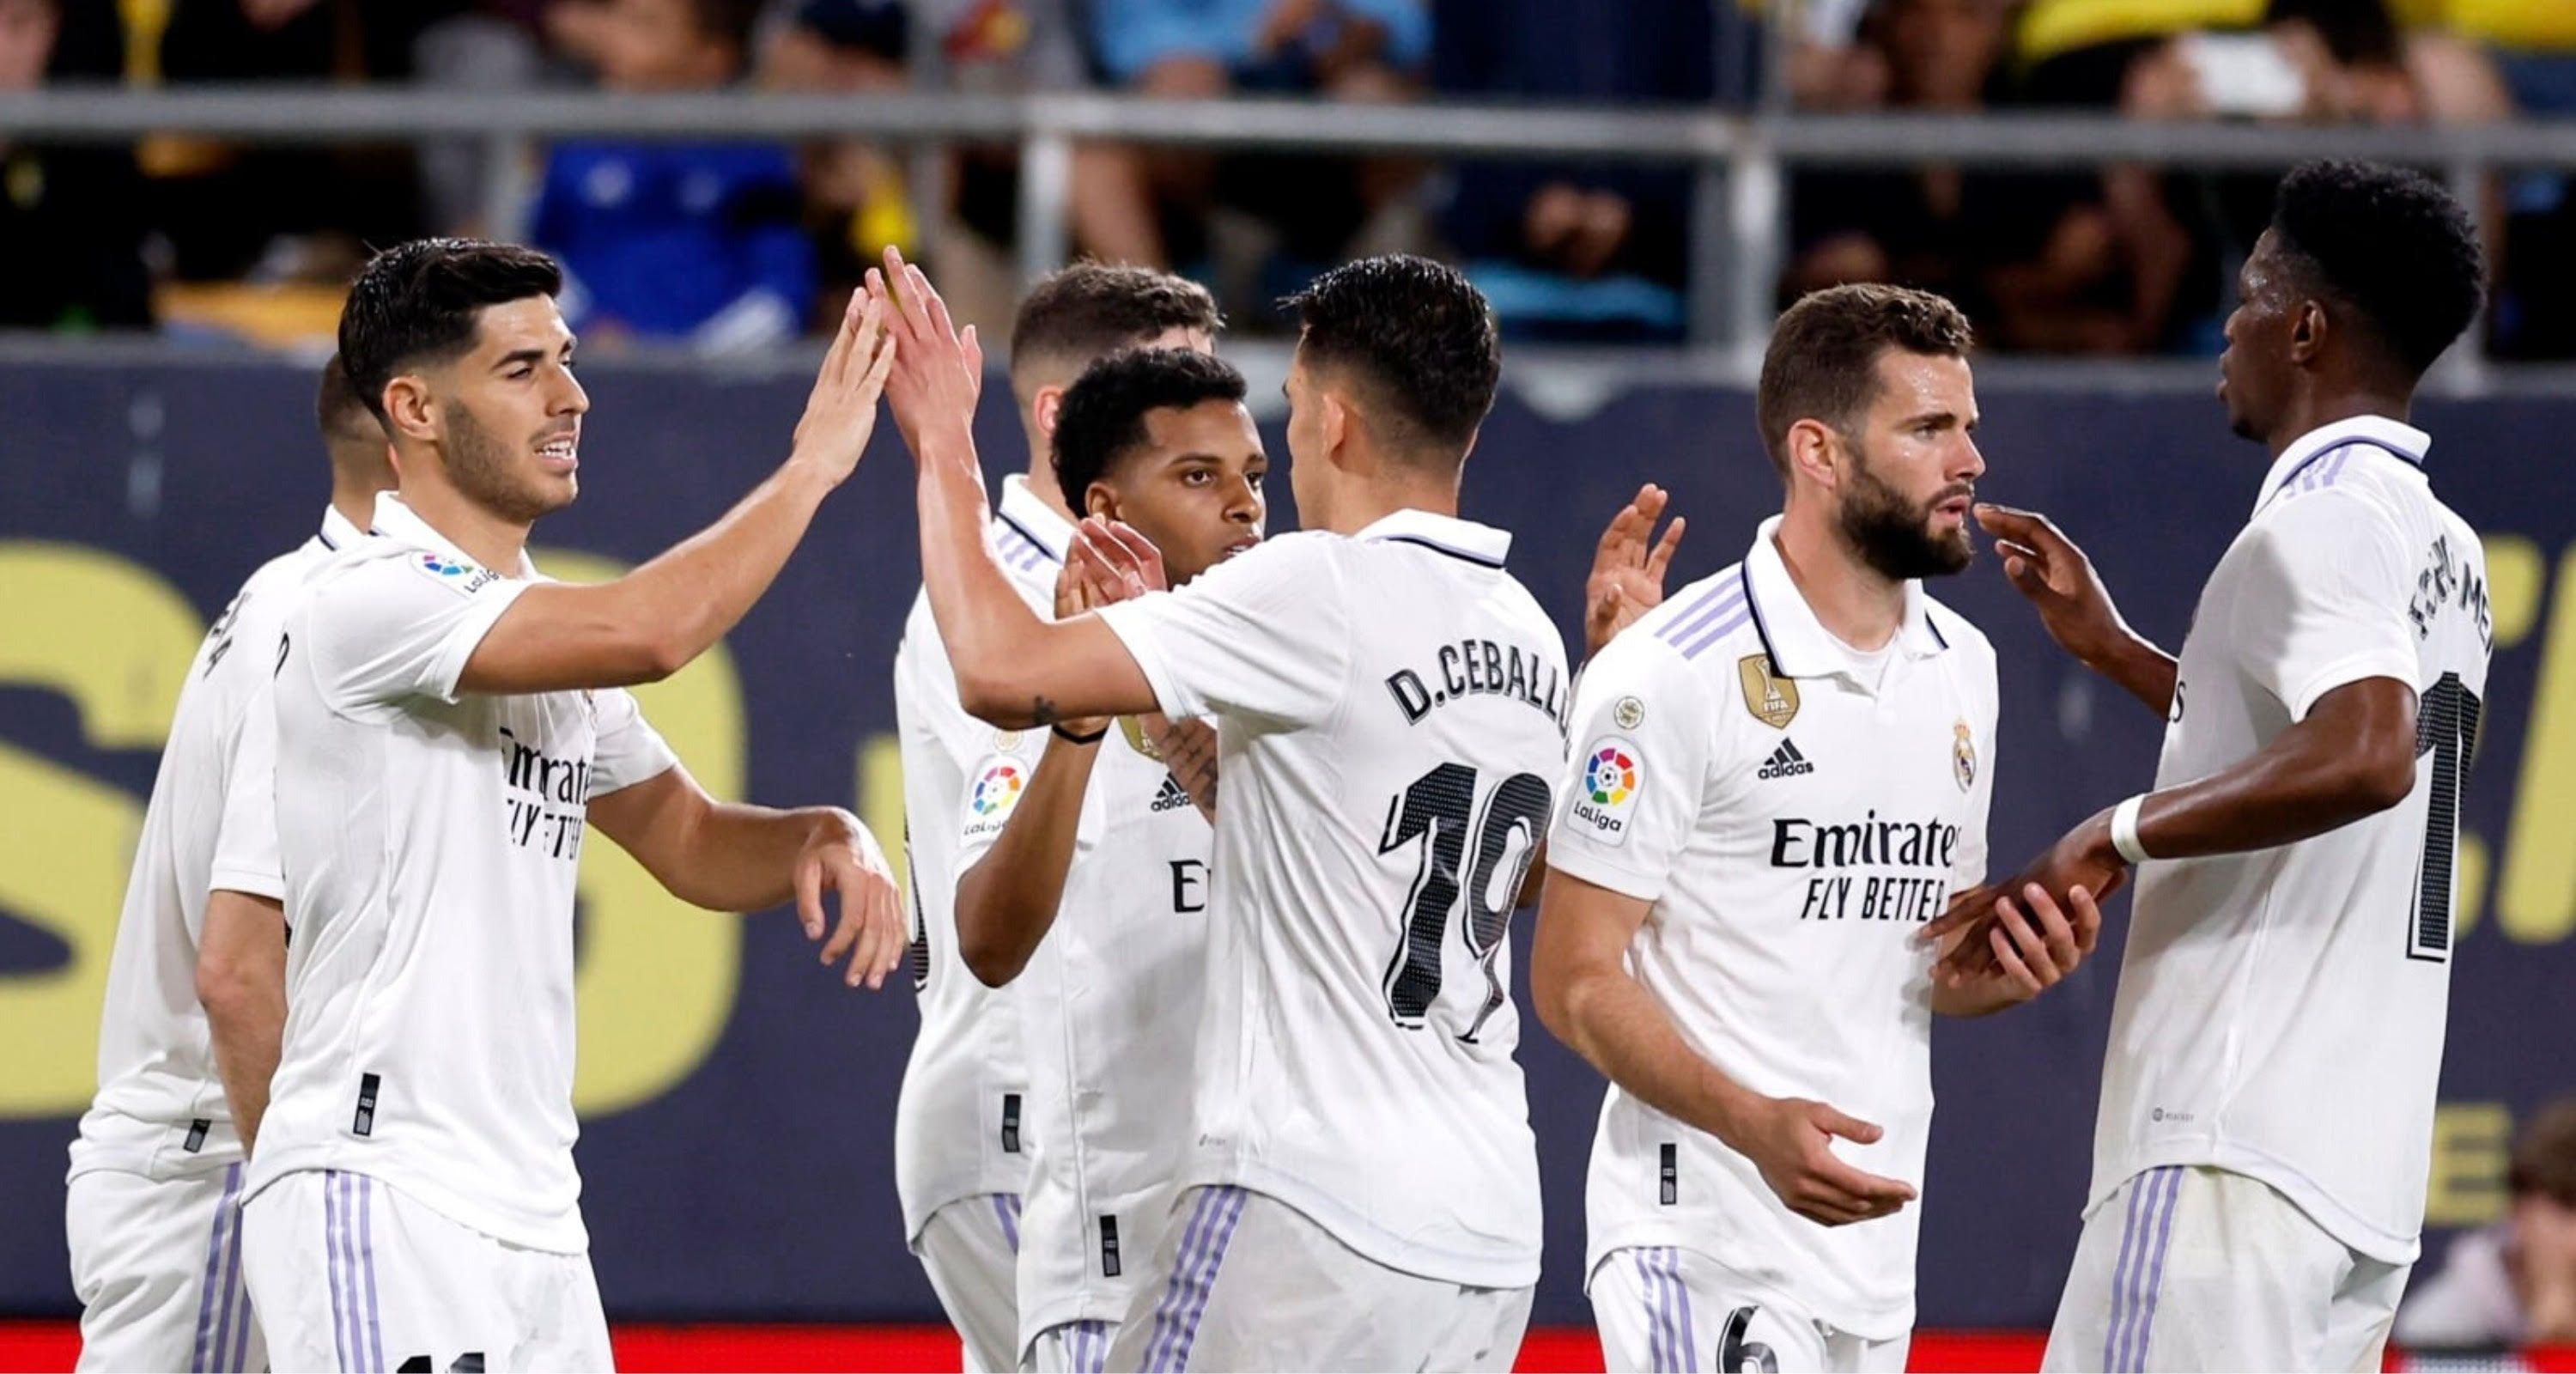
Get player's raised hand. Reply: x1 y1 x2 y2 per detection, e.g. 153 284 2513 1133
1923 807 2127 973
1934 883 2103 1006
1585 483 1686 659
1071 516 1170 604
1732 1095 1917 1227
865 246 985 458
1144 714 1221 823
786 292 897 486
1972 503 2137 670
795 811 907 989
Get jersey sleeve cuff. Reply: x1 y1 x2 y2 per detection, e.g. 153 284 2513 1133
2284 652 2419 723
1545 844 1666 903
208 866 287 901
424 579 532 704
1092 598 1200 721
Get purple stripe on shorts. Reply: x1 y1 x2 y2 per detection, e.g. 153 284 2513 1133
1631 1249 1668 1371
993 1194 1022 1253
338 1173 368 1374
360 1176 385 1373
214 1167 248 1372
1663 1249 1698 1372
2121 1170 2184 1371
2102 1169 2152 1372
2112 1169 2178 1371
1142 1189 1225 1371
325 1172 351 1373
1160 1188 1246 1373
191 1165 240 1372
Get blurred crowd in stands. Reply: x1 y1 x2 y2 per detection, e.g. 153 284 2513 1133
5 0 2576 356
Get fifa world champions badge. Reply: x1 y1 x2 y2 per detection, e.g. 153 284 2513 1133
1953 720 1977 792
1737 655 1800 729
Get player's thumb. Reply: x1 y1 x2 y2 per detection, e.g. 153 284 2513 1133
1814 1104 1884 1145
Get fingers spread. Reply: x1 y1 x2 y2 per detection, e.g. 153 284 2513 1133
1646 514 1686 578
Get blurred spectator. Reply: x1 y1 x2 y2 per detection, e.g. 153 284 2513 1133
0 0 152 330
1085 0 1429 289
2397 1098 2576 1347
531 0 815 350
1786 0 2162 354
756 0 914 332
1431 0 1710 342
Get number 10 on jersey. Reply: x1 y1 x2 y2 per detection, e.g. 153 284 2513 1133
1377 763 1554 1041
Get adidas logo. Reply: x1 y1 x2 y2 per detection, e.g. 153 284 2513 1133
1757 739 1816 781
1151 775 1195 812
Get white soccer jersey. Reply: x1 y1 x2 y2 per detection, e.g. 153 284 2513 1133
245 492 677 1253
2093 416 2493 1264
951 714 1212 1349
892 474 1064 1239
1093 509 1568 1289
69 507 365 1183
1547 518 1996 1341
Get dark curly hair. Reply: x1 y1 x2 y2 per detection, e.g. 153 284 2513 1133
1010 263 1222 387
2271 160 2485 378
1283 254 1501 462
1757 283 1974 479
337 238 563 424
1051 349 1250 508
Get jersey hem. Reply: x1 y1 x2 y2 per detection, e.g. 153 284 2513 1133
1091 602 1197 722
207 865 287 900
2283 651 2421 722
2088 1140 2421 1264
1191 1163 1540 1290
244 1158 590 1255
1545 847 1664 903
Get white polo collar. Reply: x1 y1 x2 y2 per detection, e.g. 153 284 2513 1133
368 492 538 577
1740 515 1948 681
2254 415 2430 517
1356 508 1512 568
318 504 365 552
996 473 1075 564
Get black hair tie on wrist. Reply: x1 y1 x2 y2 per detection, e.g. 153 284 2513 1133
1052 723 1108 745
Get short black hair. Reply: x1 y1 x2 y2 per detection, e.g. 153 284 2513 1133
314 354 381 447
1757 283 1974 477
337 238 563 424
1283 254 1500 461
1011 263 1223 387
2270 160 2484 378
1051 349 1249 507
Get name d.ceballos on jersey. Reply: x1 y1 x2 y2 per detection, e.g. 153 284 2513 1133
498 724 595 861
1771 810 1962 922
1383 635 1570 733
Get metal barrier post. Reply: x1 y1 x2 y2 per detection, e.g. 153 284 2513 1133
1017 127 1073 289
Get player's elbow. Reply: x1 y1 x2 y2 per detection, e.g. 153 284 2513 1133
194 944 278 1022
952 666 1036 729
2342 739 2419 814
953 907 1028 988
1529 954 1594 1055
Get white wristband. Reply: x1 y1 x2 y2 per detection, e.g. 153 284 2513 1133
2110 794 2154 866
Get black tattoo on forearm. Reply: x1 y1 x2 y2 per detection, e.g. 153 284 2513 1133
1031 696 1058 726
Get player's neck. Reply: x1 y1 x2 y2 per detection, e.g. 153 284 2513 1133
1320 473 1460 536
2268 388 2413 459
1774 505 1905 651
327 485 382 535
398 481 532 574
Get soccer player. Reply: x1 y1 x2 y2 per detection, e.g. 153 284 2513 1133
875 246 1562 1371
1533 283 2104 1373
890 264 1220 1373
64 357 393 1373
1923 161 2493 1370
236 238 909 1371
939 347 1261 1373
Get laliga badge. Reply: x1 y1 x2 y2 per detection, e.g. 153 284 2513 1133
1117 716 1163 762
1737 655 1800 730
1953 720 1977 792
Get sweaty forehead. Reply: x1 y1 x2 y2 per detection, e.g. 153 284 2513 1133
1868 350 1975 419
466 296 573 360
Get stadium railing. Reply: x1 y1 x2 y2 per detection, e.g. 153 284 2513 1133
5 88 2576 393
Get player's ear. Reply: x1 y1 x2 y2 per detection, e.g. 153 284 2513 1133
1319 389 1352 469
1033 384 1067 441
2289 299 2329 367
1083 482 1119 520
1785 417 1840 490
380 374 441 447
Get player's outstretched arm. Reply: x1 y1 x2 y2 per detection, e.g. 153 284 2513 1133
1068 518 1221 822
1927 677 2418 975
1534 869 1917 1227
1585 483 1686 660
458 295 897 695
952 566 1115 987
197 889 287 1154
1928 882 2101 1017
872 247 1161 727
587 763 906 989
1975 503 2176 715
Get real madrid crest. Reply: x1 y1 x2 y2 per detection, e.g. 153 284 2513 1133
1736 655 1800 730
1117 716 1163 761
993 728 1027 755
1613 696 1646 730
1952 719 1977 792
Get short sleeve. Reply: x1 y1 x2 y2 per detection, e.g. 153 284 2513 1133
1950 648 1998 893
207 676 284 902
1091 535 1349 731
300 552 530 715
1546 636 1714 903
589 688 677 796
2232 491 2421 721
